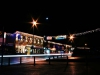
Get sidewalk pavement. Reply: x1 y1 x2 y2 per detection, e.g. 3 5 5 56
0 59 100 75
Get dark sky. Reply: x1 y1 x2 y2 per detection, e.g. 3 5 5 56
0 1 100 47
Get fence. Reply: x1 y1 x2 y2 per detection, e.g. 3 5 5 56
0 53 72 66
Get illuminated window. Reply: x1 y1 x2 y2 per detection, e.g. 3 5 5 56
16 34 19 41
23 36 25 42
29 37 32 43
21 36 23 41
37 39 40 44
25 36 28 42
16 37 18 41
41 39 43 44
16 34 19 37
27 37 30 43
34 38 36 44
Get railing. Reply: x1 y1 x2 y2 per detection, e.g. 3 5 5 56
0 53 72 66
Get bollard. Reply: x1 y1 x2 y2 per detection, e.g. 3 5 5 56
53 56 54 59
34 56 35 66
49 56 50 65
57 56 58 59
61 54 62 58
20 57 22 65
8 57 10 66
66 56 68 66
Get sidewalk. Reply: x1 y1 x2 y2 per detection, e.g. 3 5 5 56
0 60 100 75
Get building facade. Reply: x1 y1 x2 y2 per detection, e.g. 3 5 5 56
0 31 71 55
14 31 44 54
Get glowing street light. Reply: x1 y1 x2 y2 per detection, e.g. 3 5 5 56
32 20 37 49
32 20 37 27
29 18 40 54
69 34 74 42
85 43 87 46
31 18 40 29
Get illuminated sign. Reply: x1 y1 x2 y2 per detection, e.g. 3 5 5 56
55 35 67 40
46 36 52 40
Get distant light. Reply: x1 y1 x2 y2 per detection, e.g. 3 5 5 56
85 43 87 46
4 32 6 38
46 17 48 20
69 35 74 40
44 47 46 49
46 36 52 40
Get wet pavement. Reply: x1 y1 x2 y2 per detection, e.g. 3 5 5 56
0 56 66 65
0 59 100 75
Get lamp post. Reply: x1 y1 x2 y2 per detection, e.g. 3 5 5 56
84 43 88 66
31 19 38 54
29 18 40 54
69 35 74 42
69 34 75 53
1 27 4 66
69 34 74 46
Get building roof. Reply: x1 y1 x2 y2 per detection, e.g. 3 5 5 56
14 31 71 46
15 31 43 38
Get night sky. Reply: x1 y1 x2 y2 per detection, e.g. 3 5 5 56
0 1 100 47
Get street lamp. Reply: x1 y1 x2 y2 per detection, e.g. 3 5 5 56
68 34 75 53
84 43 88 66
69 34 74 43
30 18 39 54
84 43 87 50
85 43 87 46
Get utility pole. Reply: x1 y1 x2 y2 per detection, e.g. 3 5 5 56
1 27 4 66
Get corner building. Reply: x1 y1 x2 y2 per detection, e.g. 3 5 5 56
0 31 71 55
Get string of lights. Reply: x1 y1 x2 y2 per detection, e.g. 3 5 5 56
73 28 100 36
44 28 100 40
